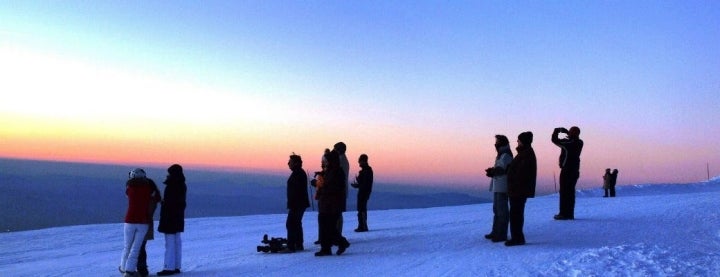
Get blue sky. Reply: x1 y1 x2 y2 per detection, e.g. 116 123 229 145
1 1 719 188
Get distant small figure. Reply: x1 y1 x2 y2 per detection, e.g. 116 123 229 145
610 169 619 197
603 168 612 197
119 168 157 277
157 164 187 276
283 153 310 253
351 154 373 232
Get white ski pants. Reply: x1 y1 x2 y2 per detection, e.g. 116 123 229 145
163 233 182 270
120 223 148 272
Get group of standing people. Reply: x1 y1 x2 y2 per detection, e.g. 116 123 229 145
603 168 619 197
484 132 537 246
484 126 584 246
285 142 374 257
120 164 187 277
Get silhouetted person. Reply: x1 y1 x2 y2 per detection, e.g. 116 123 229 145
315 150 350 256
603 168 611 197
284 153 310 252
311 148 330 245
333 142 350 237
485 135 513 242
610 169 619 197
506 132 537 247
351 154 373 232
157 164 186 276
552 126 583 220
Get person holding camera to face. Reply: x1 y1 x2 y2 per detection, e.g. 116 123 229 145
551 126 584 220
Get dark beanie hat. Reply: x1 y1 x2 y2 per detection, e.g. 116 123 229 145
518 132 533 145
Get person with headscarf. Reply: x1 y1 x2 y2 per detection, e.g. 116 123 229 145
157 164 187 276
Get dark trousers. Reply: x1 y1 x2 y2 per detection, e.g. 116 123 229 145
319 212 342 251
286 209 305 250
356 192 370 230
491 192 509 239
559 169 579 217
510 197 527 243
357 192 370 212
509 196 527 243
609 187 616 197
137 240 149 274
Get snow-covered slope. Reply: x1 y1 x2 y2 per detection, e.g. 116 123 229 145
1 180 719 276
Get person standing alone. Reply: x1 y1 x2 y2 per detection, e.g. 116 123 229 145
351 154 373 232
552 126 584 220
285 153 310 252
484 135 513 242
157 164 187 276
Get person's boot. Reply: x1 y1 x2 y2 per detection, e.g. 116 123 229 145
354 212 367 232
315 247 332 257
361 212 368 231
336 238 350 255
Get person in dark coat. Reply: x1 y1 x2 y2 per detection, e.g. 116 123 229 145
351 154 373 232
157 164 187 276
610 169 619 197
315 150 350 256
505 132 537 247
603 168 612 197
552 126 583 220
284 154 310 252
333 142 350 236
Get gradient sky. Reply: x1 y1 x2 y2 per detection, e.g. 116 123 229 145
1 1 719 192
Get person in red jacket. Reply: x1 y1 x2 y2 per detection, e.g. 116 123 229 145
120 168 157 277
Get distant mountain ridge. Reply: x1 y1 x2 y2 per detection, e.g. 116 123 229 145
0 158 489 232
